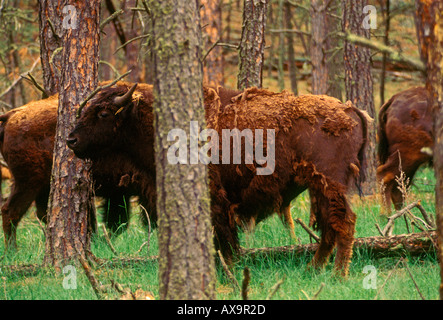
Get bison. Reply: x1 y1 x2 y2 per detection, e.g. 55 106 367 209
0 95 153 250
68 82 369 276
377 87 433 212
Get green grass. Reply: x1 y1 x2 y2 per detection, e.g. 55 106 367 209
0 167 439 300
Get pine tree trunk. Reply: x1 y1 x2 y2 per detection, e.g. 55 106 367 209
424 0 443 300
310 0 342 99
201 0 224 87
380 0 390 105
310 0 329 95
237 0 268 90
342 0 376 195
38 0 64 95
149 0 216 300
44 0 100 270
414 0 433 70
284 1 298 95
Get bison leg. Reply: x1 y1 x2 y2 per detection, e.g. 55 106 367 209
1 185 36 250
329 196 356 277
308 227 336 271
212 202 239 265
35 187 50 224
307 183 356 277
209 166 239 264
278 205 297 241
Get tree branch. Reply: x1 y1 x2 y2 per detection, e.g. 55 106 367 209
338 31 426 72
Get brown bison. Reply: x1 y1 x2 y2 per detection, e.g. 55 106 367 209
68 82 369 276
377 87 433 212
0 95 153 250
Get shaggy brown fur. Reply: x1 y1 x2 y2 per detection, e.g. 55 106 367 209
377 87 433 212
69 83 368 276
0 95 150 250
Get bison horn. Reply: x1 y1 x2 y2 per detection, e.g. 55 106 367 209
114 83 138 107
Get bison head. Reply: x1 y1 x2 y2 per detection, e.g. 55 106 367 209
67 83 138 159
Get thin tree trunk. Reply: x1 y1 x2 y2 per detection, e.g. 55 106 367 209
276 0 285 91
201 0 224 87
310 0 342 100
310 0 329 95
149 0 216 300
380 0 390 105
414 0 433 71
342 0 376 195
44 0 100 270
424 0 443 300
237 0 268 90
284 1 298 95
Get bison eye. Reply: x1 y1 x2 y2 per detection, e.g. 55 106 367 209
98 110 111 119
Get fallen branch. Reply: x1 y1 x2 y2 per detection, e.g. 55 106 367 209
295 217 320 243
266 278 285 300
217 250 240 292
302 282 325 300
136 205 152 256
0 263 43 277
101 224 118 256
374 257 404 300
241 231 438 258
416 203 435 228
403 259 426 300
77 253 105 300
382 201 422 236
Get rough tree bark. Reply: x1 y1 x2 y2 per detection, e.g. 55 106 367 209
38 0 64 95
201 0 224 87
284 1 298 95
380 0 390 105
414 0 433 76
237 0 268 90
310 0 342 100
342 0 376 195
424 0 443 300
43 0 99 270
148 0 216 300
242 231 438 258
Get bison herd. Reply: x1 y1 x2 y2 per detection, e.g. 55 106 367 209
0 81 434 277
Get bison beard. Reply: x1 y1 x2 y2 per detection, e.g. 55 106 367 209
377 87 434 213
68 82 369 276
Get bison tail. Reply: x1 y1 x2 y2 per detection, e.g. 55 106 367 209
0 113 10 145
0 111 15 144
351 106 373 195
377 96 395 165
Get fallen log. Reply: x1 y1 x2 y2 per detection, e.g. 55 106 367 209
1 232 437 276
240 231 438 259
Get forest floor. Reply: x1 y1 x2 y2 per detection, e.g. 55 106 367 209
0 165 438 300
